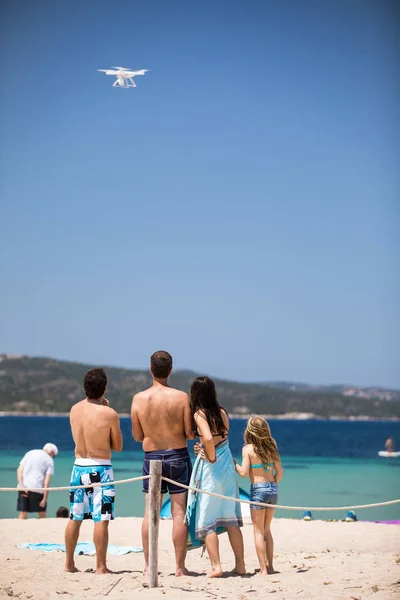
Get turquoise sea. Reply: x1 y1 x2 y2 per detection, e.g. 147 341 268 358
0 417 399 521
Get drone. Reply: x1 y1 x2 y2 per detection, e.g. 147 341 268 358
97 66 149 88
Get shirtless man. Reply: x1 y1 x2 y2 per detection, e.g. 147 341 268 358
131 351 195 577
64 368 123 575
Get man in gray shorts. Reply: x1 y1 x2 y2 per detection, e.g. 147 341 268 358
131 351 195 577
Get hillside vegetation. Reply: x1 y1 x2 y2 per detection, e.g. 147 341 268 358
0 355 399 418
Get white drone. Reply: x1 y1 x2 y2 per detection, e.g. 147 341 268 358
97 66 149 88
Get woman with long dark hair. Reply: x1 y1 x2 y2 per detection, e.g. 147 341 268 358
185 376 245 577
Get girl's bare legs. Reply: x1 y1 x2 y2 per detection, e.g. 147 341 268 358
264 509 276 574
204 531 222 577
226 526 246 575
250 509 267 575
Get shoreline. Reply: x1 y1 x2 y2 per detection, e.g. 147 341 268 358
0 410 398 421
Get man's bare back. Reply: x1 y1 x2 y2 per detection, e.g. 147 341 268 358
65 368 123 576
70 399 123 459
132 351 195 577
131 383 193 451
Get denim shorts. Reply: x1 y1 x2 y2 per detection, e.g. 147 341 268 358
142 447 192 495
250 482 278 510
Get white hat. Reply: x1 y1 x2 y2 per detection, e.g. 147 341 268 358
43 443 58 457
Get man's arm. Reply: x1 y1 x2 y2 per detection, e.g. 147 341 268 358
40 473 52 508
16 464 27 493
183 394 196 440
110 410 123 452
130 396 144 442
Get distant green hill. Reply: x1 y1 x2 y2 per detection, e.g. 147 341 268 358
0 355 399 419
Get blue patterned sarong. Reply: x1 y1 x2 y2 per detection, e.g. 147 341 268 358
185 439 242 547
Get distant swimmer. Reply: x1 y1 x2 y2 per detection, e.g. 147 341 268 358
16 443 58 519
385 437 395 453
64 368 123 575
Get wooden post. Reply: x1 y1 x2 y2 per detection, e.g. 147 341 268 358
149 460 162 588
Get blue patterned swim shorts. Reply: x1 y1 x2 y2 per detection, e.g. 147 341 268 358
69 461 115 522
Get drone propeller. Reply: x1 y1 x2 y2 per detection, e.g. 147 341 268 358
112 67 149 73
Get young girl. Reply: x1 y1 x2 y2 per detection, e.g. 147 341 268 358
185 376 245 578
235 416 283 575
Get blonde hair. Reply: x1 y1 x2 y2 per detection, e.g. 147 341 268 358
244 415 280 465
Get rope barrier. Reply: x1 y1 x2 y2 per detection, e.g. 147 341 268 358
0 472 398 511
0 475 149 493
160 476 400 511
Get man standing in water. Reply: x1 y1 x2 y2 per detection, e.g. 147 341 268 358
65 368 123 574
131 351 195 577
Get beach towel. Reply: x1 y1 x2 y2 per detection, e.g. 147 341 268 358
185 439 242 548
18 542 142 555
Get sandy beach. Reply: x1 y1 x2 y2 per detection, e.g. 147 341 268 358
0 517 399 600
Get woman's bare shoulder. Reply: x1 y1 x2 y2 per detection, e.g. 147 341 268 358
194 410 206 421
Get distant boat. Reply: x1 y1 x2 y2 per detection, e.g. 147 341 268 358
160 487 251 519
378 450 400 458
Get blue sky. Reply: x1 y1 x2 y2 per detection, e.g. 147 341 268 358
0 0 399 387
